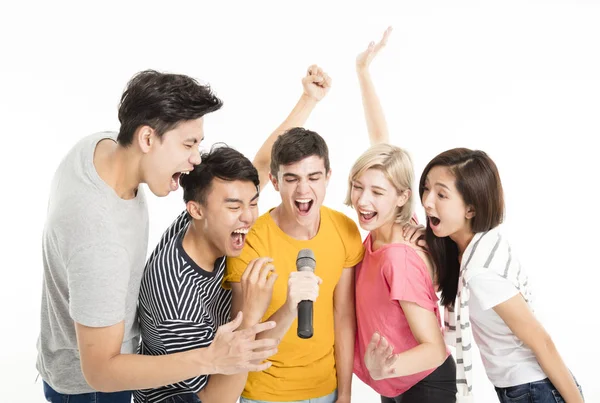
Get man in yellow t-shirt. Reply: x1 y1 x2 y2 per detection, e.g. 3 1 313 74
225 128 364 403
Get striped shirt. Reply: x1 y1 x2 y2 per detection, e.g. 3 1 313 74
134 211 232 403
445 227 533 402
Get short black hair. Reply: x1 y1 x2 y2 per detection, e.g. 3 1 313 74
270 127 330 178
117 70 223 146
180 144 259 205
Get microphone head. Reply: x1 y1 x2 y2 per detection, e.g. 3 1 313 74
296 249 316 272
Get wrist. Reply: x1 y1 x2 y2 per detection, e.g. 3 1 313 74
300 93 319 106
195 346 217 375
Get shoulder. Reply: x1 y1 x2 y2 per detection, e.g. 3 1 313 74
322 207 359 234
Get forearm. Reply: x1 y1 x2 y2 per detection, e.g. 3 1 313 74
334 312 355 399
387 342 447 378
255 305 296 341
198 373 247 403
86 349 212 393
357 69 389 145
254 94 318 190
533 339 583 402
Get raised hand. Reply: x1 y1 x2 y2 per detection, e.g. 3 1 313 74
302 64 332 102
206 312 279 375
239 257 278 326
356 26 393 72
364 332 399 380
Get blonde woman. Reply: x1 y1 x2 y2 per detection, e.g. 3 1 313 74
349 28 456 403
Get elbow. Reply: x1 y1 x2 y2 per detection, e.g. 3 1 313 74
82 366 118 393
531 333 558 357
434 342 448 368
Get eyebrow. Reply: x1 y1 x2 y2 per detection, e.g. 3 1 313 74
371 185 387 192
282 171 324 179
185 136 204 144
434 182 451 190
224 193 259 204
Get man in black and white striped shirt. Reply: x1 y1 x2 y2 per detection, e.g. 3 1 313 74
135 146 279 403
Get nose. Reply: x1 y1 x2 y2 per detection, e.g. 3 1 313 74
297 179 310 194
422 190 434 210
356 190 371 208
240 206 254 224
190 148 201 166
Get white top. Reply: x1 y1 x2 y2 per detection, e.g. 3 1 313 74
469 270 547 387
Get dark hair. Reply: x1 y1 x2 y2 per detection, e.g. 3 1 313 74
117 70 223 146
180 143 259 205
269 127 330 178
419 148 504 306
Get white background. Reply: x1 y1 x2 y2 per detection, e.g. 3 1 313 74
0 1 598 401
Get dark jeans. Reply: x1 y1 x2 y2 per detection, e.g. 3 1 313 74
43 381 132 403
160 392 202 403
495 377 584 403
381 355 457 403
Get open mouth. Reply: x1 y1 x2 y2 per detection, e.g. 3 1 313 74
358 209 377 223
231 227 249 250
295 198 314 215
170 171 190 191
428 215 441 227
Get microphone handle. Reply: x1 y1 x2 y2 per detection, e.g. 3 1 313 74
297 300 313 339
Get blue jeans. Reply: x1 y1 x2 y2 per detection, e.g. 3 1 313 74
160 393 202 403
240 389 337 403
43 381 132 403
495 377 584 403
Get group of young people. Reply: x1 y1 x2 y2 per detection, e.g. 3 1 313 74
37 28 584 403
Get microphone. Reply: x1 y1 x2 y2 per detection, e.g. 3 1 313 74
296 248 316 339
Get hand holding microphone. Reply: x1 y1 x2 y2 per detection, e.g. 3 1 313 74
284 249 321 339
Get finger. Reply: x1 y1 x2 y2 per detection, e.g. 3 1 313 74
417 239 427 249
259 262 275 283
246 360 272 372
247 337 280 351
219 311 243 333
382 26 393 44
385 352 399 367
367 332 381 351
240 321 277 338
251 258 273 282
379 336 389 351
250 347 278 361
266 272 278 288
307 64 318 76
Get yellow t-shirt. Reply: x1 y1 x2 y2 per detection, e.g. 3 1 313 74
225 206 364 401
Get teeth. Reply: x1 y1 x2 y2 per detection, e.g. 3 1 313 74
296 199 312 203
233 228 249 234
180 171 190 175
359 210 375 214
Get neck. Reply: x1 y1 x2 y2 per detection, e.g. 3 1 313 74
182 221 220 272
271 205 320 240
450 228 476 262
371 218 403 249
94 140 143 199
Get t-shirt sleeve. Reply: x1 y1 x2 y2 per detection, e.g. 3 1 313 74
340 215 365 268
224 240 260 284
469 270 520 311
67 242 130 327
382 247 437 312
154 319 212 393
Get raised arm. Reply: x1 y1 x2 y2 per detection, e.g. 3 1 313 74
356 27 393 145
198 257 279 403
253 65 331 191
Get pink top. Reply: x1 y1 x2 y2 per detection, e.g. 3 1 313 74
353 233 449 397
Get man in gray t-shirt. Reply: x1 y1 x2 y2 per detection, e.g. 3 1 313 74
37 70 279 402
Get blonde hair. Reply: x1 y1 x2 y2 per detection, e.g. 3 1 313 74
345 143 414 225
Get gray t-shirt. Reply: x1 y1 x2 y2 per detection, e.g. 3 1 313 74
37 132 149 394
